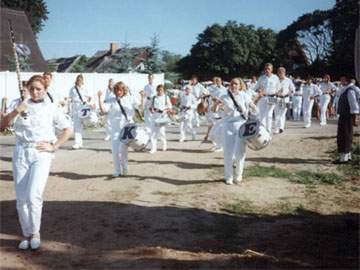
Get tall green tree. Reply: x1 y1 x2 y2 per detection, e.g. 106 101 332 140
177 21 276 80
1 0 49 35
144 34 163 73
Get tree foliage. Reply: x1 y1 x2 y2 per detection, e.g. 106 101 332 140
1 0 49 34
177 21 276 80
144 34 163 73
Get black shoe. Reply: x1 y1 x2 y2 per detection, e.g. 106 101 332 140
332 160 349 164
279 129 284 134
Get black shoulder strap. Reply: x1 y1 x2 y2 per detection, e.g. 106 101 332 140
75 86 85 104
47 92 54 103
151 96 156 109
116 98 128 121
227 90 242 113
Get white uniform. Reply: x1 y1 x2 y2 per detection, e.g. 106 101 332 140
292 83 303 121
68 86 91 147
103 95 139 175
319 82 336 125
103 87 115 138
274 77 295 132
46 87 68 114
254 74 280 132
302 83 321 128
143 83 157 133
9 98 71 238
178 92 197 141
208 84 227 100
150 95 172 153
220 90 252 182
191 83 207 127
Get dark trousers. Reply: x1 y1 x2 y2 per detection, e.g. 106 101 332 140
337 114 353 153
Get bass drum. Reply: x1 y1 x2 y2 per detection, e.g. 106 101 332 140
239 117 271 151
119 123 150 151
82 111 99 127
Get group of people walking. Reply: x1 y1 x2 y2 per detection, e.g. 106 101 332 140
0 62 359 251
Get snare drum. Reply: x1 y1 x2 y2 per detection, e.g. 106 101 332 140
154 116 171 127
119 123 150 151
239 118 271 151
276 98 287 109
267 96 277 105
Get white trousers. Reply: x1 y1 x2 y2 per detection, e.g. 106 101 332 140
105 115 112 137
144 109 153 134
12 145 53 237
258 97 275 132
292 96 303 121
150 123 167 151
319 94 331 125
73 115 83 146
179 113 195 140
223 121 246 180
209 120 223 148
192 110 200 127
274 104 288 131
303 99 314 127
111 139 128 174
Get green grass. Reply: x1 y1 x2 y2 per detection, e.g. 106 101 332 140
244 164 340 185
330 143 360 177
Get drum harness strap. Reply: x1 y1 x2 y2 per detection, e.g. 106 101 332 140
75 86 86 105
116 98 128 122
47 92 54 103
227 90 247 120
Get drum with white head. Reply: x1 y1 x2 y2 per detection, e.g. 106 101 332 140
239 117 271 151
154 115 171 127
119 123 150 151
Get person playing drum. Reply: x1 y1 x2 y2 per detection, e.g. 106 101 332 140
149 84 172 154
178 85 197 142
98 81 141 177
220 78 258 185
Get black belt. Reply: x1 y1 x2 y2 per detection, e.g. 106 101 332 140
180 106 190 111
266 94 276 97
277 95 289 98
153 108 163 113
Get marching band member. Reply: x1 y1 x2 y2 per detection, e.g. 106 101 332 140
190 75 207 127
0 75 72 250
43 72 68 113
274 67 295 134
142 74 157 134
246 75 258 101
302 76 321 128
102 78 115 141
149 84 172 154
334 75 359 164
98 82 140 177
292 79 303 121
68 74 94 149
178 85 197 142
254 63 280 133
319 74 336 126
221 78 257 185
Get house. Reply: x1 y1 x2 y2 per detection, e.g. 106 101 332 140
47 55 84 72
0 8 48 71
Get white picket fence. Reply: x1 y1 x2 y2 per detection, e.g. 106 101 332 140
0 71 164 108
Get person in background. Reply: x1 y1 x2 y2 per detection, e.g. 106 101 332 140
102 78 114 141
319 74 336 126
142 74 157 134
302 76 321 128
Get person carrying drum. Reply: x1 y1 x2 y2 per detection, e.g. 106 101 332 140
98 81 141 177
0 75 72 250
221 78 257 185
142 74 157 134
190 75 207 127
274 67 295 134
68 74 95 149
178 85 197 142
254 63 280 134
149 84 172 154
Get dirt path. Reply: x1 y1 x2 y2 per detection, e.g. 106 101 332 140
1 120 359 269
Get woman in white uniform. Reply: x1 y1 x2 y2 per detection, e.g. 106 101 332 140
319 74 336 126
102 78 115 141
302 77 321 128
68 74 94 149
149 84 172 154
98 82 140 177
292 80 303 121
0 75 72 250
178 85 197 142
221 78 257 185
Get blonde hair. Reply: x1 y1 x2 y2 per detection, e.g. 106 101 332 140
113 81 128 96
231 77 247 91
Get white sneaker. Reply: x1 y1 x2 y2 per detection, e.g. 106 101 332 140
179 138 185 142
225 178 233 185
149 149 157 154
274 129 280 134
234 176 243 184
162 146 167 151
30 237 41 250
192 134 196 140
112 173 120 178
18 239 29 250
104 135 111 141
72 144 82 150
304 125 310 129
214 147 223 153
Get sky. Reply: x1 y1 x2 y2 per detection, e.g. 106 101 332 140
37 0 335 60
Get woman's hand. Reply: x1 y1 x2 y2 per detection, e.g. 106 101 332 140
97 90 103 98
15 101 28 114
36 141 56 152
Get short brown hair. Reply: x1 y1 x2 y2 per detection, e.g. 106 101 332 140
27 75 45 88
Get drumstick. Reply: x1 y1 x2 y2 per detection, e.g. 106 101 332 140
8 20 23 101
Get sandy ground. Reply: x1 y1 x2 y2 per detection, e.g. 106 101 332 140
0 119 359 269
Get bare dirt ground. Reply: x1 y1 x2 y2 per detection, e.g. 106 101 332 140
0 119 359 269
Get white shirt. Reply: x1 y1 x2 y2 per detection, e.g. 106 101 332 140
302 84 321 101
208 84 227 99
103 87 115 102
278 77 295 103
151 95 172 112
192 83 207 99
247 81 257 91
103 95 140 137
221 90 252 122
179 93 197 111
255 74 280 95
10 99 71 143
319 82 336 95
69 86 91 112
